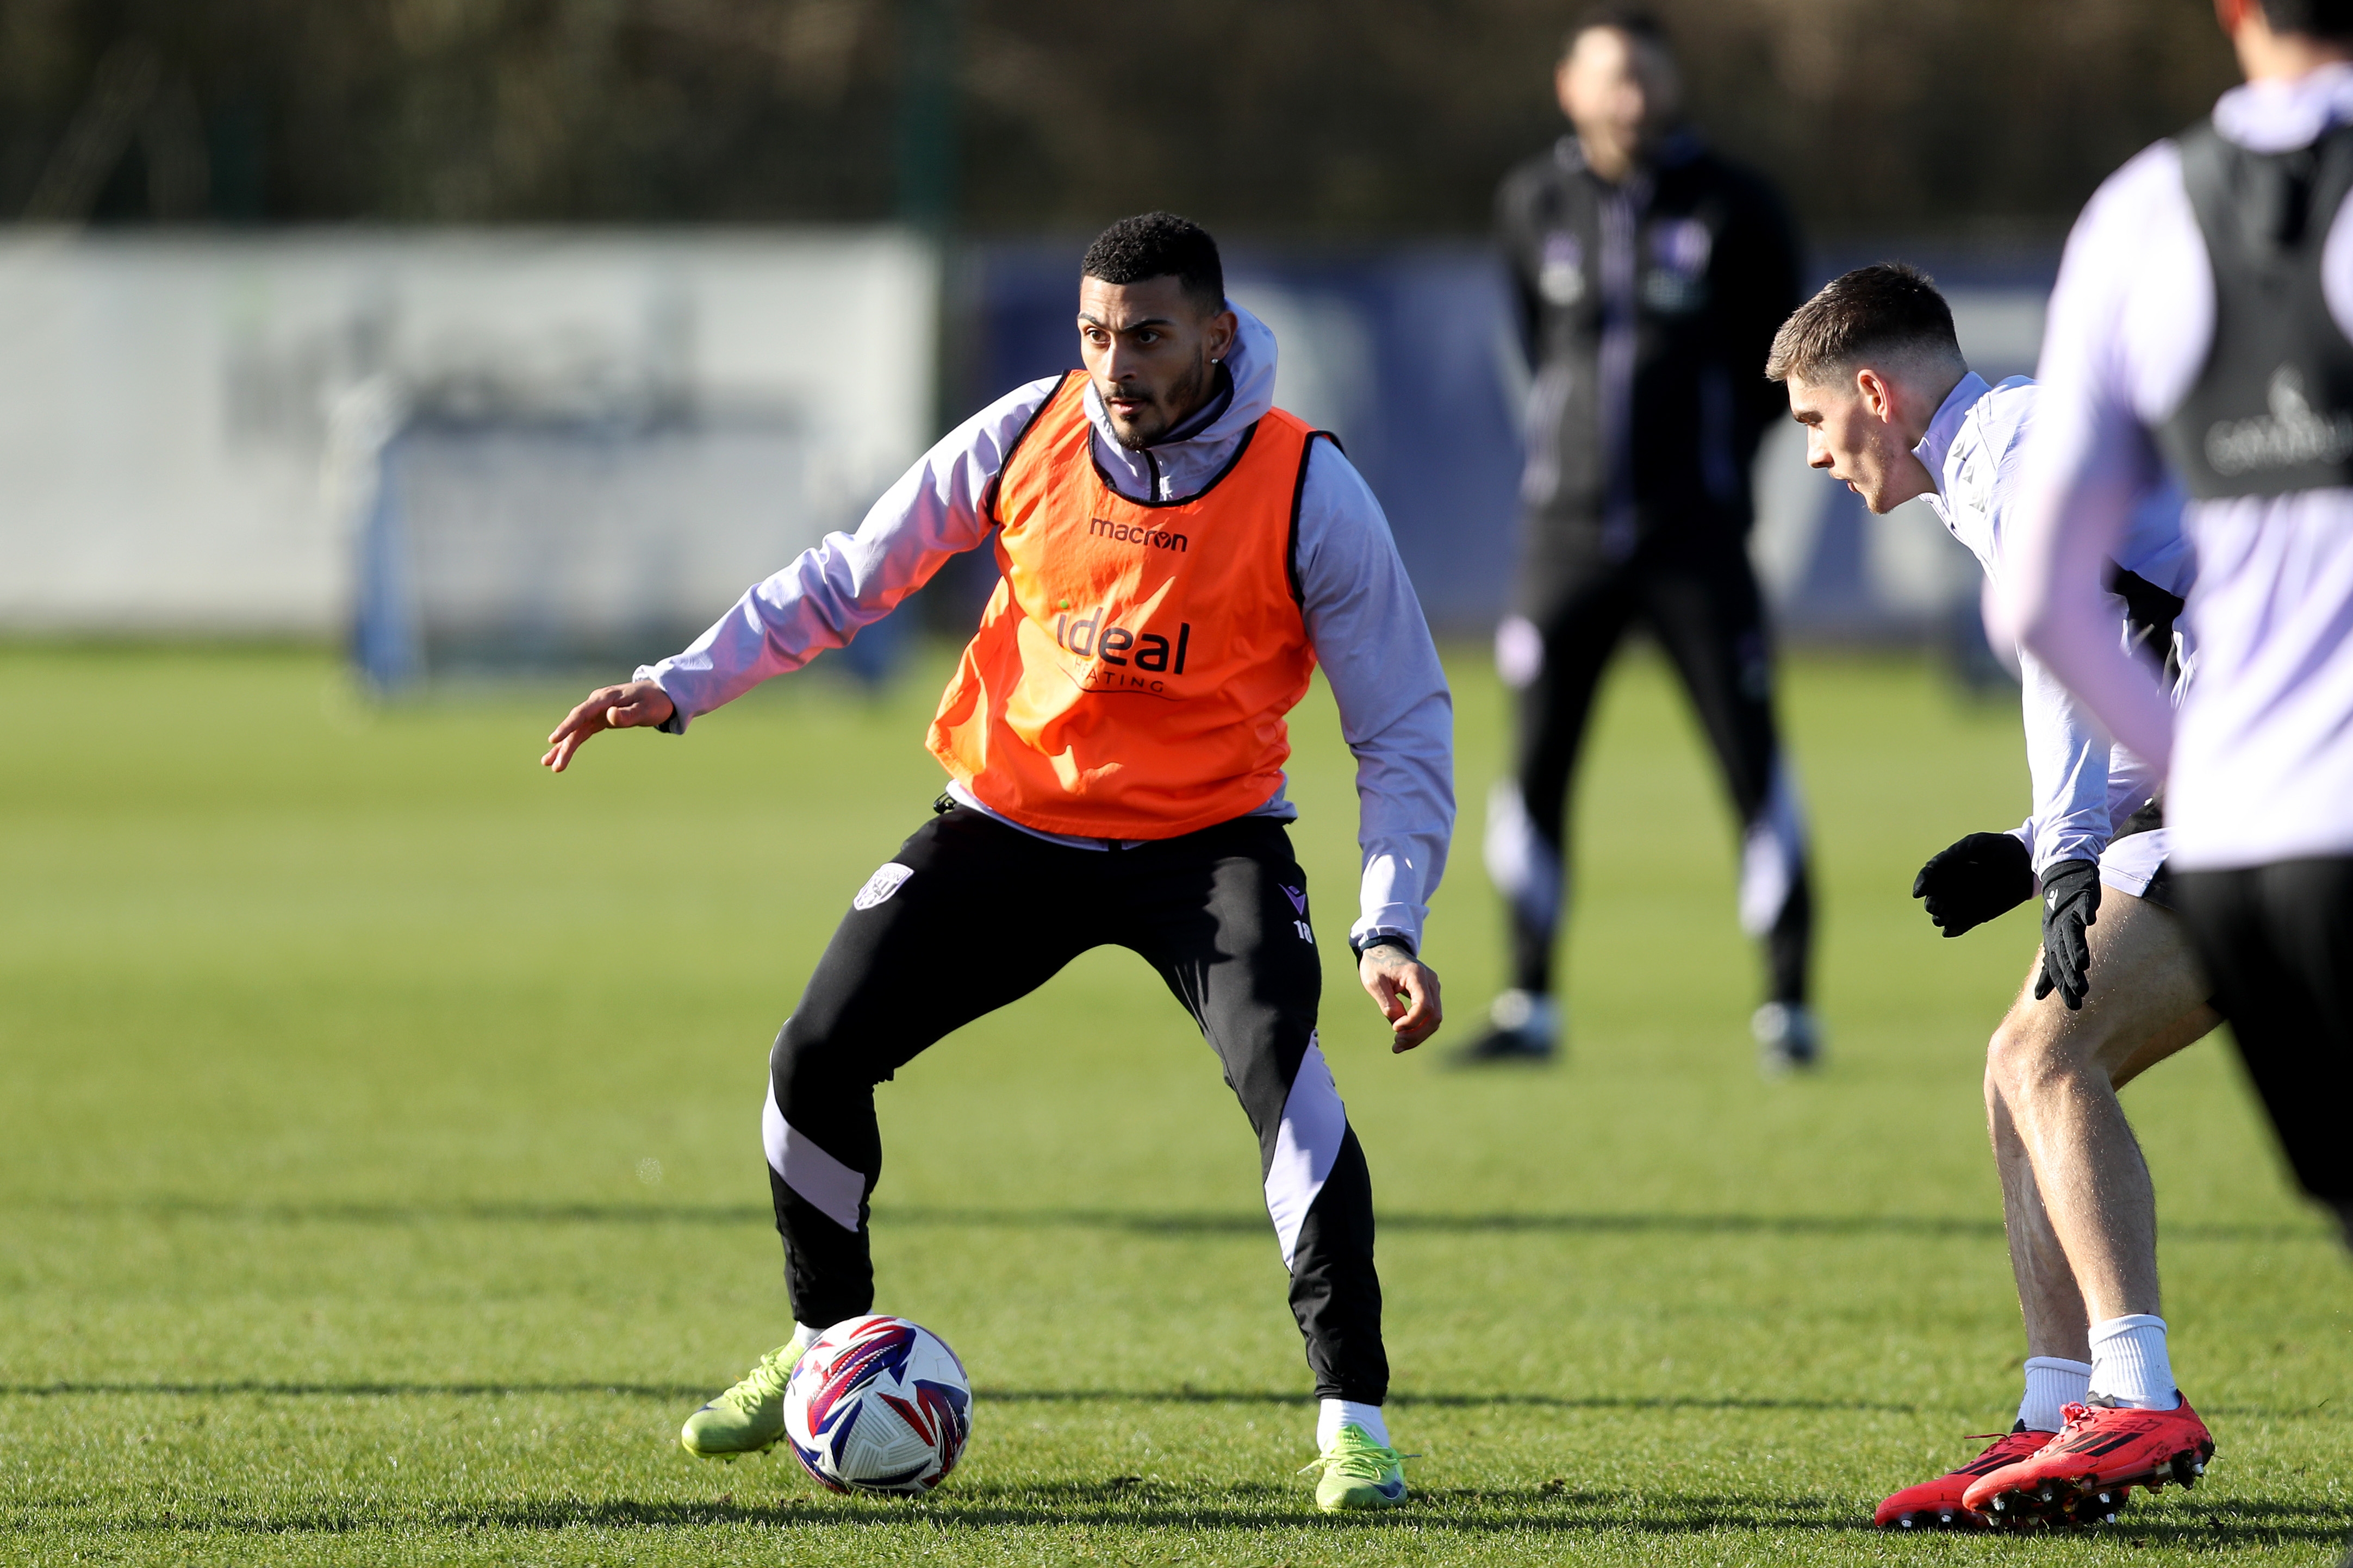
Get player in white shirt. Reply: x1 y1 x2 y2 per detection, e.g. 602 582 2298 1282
1769 265 2217 1530
2001 4 2353 1552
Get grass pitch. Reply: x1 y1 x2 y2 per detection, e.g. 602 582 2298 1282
3 640 2347 1566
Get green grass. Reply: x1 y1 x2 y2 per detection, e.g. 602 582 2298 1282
2 641 2346 1566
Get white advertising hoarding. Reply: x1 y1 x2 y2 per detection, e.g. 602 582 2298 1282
0 230 939 646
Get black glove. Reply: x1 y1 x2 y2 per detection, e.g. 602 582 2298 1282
2033 859 2102 1011
1912 831 2035 938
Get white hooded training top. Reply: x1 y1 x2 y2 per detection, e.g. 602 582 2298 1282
1912 371 2193 877
636 303 1456 951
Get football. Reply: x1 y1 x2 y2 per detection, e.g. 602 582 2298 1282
781 1315 973 1495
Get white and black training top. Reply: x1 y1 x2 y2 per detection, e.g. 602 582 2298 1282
2013 62 2353 872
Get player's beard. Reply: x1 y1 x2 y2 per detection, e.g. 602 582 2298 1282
1107 347 1215 451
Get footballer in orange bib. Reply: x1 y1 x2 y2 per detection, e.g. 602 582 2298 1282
929 369 1323 839
544 214 1454 1511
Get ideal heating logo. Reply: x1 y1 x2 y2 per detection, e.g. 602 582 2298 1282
1054 608 1191 695
1088 516 1188 552
2206 366 2353 476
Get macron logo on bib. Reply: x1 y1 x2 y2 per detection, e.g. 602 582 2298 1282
1088 516 1188 552
854 863 914 911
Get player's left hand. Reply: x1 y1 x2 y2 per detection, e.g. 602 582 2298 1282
1359 944 1442 1053
2032 859 2102 1011
1913 830 2035 937
542 679 676 772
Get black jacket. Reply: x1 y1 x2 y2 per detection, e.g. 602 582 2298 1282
1496 132 1801 549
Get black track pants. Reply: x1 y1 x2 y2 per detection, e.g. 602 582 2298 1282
1493 540 1812 1003
2174 857 2353 1227
763 803 1387 1403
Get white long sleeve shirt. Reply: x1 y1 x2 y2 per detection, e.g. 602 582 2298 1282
1913 372 2190 874
2007 63 2353 870
637 304 1456 948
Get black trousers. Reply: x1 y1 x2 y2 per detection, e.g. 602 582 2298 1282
763 803 1387 1403
1498 536 1813 1003
2174 856 2353 1236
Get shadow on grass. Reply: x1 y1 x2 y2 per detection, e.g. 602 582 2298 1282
984 1389 1937 1415
21 1195 2335 1246
8 1383 2340 1425
58 1486 2353 1548
0 1382 1914 1414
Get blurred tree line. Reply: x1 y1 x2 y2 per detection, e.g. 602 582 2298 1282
2 0 2239 239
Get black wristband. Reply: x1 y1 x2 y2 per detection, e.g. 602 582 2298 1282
1350 933 1415 960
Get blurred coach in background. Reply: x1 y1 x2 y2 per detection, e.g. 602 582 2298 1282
1467 4 1814 1069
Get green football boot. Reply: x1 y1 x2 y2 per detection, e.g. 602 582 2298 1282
1300 1423 1409 1511
679 1329 812 1459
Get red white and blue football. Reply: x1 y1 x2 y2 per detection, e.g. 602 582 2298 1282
781 1314 972 1495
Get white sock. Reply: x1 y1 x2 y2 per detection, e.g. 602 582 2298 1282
1491 989 1558 1041
1317 1398 1388 1449
794 1321 825 1348
2088 1315 2176 1409
2018 1356 2092 1432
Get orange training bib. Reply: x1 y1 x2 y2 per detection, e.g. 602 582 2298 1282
925 372 1326 839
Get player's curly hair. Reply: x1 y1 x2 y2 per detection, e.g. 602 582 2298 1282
1764 263 1964 385
1081 213 1224 317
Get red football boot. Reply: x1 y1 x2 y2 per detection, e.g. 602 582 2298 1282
1962 1396 2213 1525
1874 1427 2050 1529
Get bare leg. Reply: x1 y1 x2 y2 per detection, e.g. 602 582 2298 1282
1990 1089 2093 1361
1982 892 2221 1358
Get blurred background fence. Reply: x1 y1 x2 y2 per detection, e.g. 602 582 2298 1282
0 228 2046 680
0 0 2237 684
0 232 935 680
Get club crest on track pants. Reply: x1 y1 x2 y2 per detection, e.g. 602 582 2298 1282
760 802 1388 1404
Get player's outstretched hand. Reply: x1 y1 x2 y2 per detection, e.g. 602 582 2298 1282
1912 830 2034 938
1359 944 1442 1053
542 680 676 772
2032 859 2102 1011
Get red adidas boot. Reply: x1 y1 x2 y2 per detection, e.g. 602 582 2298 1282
1962 1396 2213 1525
1875 1427 2050 1529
